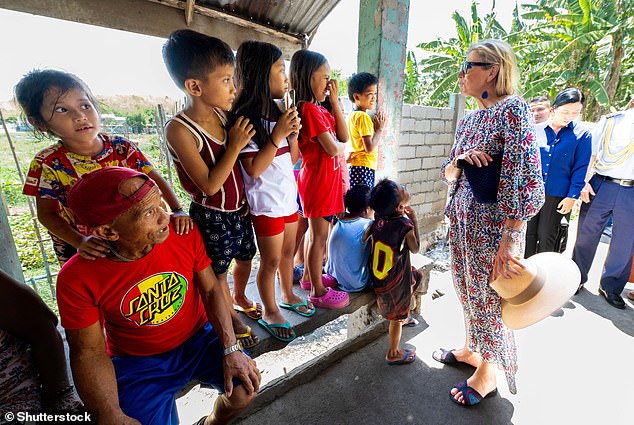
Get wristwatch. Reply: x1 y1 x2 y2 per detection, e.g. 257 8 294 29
223 342 242 356
502 227 522 240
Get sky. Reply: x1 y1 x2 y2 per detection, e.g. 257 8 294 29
0 0 526 101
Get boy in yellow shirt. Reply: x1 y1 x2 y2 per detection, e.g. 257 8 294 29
347 72 387 187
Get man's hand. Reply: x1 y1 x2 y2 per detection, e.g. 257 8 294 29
579 182 595 203
76 236 110 260
229 116 256 151
557 197 576 215
223 352 261 397
170 210 194 235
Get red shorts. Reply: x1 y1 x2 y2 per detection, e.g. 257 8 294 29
250 212 299 237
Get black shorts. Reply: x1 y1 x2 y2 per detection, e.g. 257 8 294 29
190 203 256 274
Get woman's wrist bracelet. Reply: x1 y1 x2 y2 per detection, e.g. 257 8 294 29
270 138 279 148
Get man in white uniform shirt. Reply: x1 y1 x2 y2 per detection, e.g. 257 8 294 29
572 101 634 309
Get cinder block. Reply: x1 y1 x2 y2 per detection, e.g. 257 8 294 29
399 171 414 184
401 104 412 117
427 108 442 119
419 203 433 214
430 120 445 132
398 133 410 146
415 119 431 132
406 158 422 171
400 118 416 132
408 133 424 146
410 193 424 204
441 108 455 120
400 146 416 159
422 157 436 169
416 145 432 158
431 145 445 157
411 106 425 119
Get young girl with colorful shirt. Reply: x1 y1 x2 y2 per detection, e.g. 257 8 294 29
289 49 350 309
16 69 191 266
233 41 314 341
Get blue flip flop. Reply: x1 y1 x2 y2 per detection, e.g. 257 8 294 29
449 380 498 406
386 349 416 365
257 319 296 342
279 299 316 317
402 317 419 327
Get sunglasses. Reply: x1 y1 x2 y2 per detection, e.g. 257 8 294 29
459 61 494 74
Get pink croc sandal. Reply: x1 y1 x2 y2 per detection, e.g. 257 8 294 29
301 274 338 290
308 287 350 309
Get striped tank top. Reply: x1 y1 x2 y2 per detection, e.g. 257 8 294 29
167 110 244 211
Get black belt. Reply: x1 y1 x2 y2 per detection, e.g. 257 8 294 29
597 174 634 187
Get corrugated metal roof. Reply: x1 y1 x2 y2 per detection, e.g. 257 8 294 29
197 0 341 38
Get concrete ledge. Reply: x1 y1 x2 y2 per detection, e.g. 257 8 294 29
244 290 377 358
232 318 389 423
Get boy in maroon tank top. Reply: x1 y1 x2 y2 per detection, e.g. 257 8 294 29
363 179 422 365
162 30 260 349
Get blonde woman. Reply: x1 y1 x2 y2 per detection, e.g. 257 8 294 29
437 39 544 406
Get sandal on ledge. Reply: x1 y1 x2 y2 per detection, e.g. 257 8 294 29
308 287 349 309
279 299 316 317
233 301 263 320
235 326 259 349
300 274 338 290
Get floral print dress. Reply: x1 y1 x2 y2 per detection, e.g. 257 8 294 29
441 96 544 394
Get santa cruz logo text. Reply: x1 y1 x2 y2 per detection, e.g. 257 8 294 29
120 272 187 326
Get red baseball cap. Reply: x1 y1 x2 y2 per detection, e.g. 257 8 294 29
68 167 157 227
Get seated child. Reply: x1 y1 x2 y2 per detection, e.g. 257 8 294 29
363 179 421 365
325 185 373 292
347 72 387 188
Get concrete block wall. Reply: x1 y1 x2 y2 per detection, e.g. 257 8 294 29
396 102 458 251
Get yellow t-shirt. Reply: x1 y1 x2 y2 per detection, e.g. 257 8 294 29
347 110 377 169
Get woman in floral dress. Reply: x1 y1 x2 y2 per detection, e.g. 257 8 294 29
436 39 544 406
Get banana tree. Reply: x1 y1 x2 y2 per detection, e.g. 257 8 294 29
410 0 508 107
515 0 634 119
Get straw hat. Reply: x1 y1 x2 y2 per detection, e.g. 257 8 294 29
490 252 580 330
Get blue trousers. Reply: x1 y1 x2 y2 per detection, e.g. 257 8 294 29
572 175 634 295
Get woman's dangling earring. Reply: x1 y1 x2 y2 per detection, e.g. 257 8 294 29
482 90 488 99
